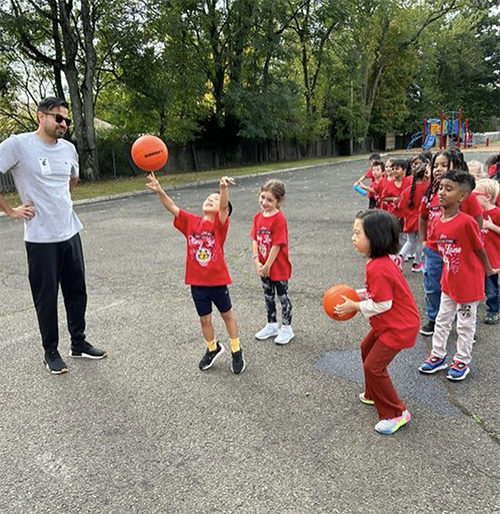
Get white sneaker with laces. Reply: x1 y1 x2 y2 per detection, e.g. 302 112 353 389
255 322 279 340
274 325 294 345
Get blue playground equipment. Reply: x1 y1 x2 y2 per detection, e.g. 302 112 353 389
422 133 436 150
407 111 469 151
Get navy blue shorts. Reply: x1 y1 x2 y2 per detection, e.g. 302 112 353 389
191 285 232 317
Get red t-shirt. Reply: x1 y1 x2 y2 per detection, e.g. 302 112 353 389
400 182 428 233
364 256 420 350
378 176 411 217
250 210 292 281
173 209 232 286
435 212 485 304
480 206 500 269
372 177 390 211
420 187 483 251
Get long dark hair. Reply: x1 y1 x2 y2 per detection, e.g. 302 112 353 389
356 209 400 258
423 149 462 204
407 164 427 208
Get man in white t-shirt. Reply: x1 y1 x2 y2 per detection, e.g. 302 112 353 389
0 97 107 374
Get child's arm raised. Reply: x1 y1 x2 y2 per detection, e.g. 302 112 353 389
218 176 235 225
146 173 180 217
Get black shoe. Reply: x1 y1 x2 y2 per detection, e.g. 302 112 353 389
420 320 435 336
69 342 107 359
44 350 68 374
199 342 224 370
231 349 246 374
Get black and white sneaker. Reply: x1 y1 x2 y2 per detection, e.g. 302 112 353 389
44 350 68 374
199 342 224 370
420 320 435 336
231 349 246 374
69 342 107 359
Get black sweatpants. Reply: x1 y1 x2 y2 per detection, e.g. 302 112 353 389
25 233 87 352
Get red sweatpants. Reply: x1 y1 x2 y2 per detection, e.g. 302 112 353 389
361 329 406 420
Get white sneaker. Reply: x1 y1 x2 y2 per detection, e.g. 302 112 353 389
255 322 279 340
274 325 294 345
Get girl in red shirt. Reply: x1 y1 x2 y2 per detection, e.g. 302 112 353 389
399 164 428 272
335 209 420 435
251 179 293 345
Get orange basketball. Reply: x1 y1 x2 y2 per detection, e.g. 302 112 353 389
131 135 169 172
322 284 360 321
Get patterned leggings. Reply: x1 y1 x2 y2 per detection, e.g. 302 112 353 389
261 278 292 325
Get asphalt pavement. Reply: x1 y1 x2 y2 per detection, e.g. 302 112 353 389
1 151 499 514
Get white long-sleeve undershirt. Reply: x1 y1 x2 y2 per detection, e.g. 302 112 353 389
355 288 392 318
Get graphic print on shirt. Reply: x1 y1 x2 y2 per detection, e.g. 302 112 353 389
257 227 272 260
188 231 218 267
438 237 461 275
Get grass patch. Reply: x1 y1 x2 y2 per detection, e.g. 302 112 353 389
2 155 360 205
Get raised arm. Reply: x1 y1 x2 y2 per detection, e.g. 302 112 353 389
146 173 180 217
218 176 235 225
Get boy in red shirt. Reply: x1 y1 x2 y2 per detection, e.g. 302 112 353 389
418 170 498 381
354 160 385 209
146 174 245 374
355 153 382 209
474 178 500 324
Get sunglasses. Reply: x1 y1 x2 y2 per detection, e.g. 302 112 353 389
42 112 72 127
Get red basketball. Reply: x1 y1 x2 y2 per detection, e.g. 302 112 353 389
131 135 169 172
322 284 360 321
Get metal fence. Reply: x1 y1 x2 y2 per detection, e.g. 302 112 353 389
0 170 15 193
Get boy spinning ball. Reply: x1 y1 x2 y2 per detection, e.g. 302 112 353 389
146 174 245 374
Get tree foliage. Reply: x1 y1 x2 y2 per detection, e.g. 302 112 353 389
0 0 499 170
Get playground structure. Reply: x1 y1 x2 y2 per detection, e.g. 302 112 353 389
407 109 473 151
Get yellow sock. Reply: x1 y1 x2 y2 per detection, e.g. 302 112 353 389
206 339 217 352
230 337 241 353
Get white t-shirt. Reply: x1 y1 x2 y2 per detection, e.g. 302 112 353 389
0 132 82 243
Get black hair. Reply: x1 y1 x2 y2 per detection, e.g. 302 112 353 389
441 168 476 194
369 153 381 161
355 209 400 258
371 160 385 171
407 152 431 177
407 163 427 208
448 147 468 172
37 97 69 112
423 149 461 204
228 201 233 217
420 150 433 163
391 158 407 171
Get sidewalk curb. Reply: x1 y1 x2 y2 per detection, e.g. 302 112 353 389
0 155 372 216
72 158 370 207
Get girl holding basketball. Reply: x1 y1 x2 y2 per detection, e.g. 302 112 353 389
251 179 293 345
335 209 420 435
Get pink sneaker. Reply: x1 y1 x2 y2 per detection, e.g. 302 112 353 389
411 262 425 273
375 410 411 434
